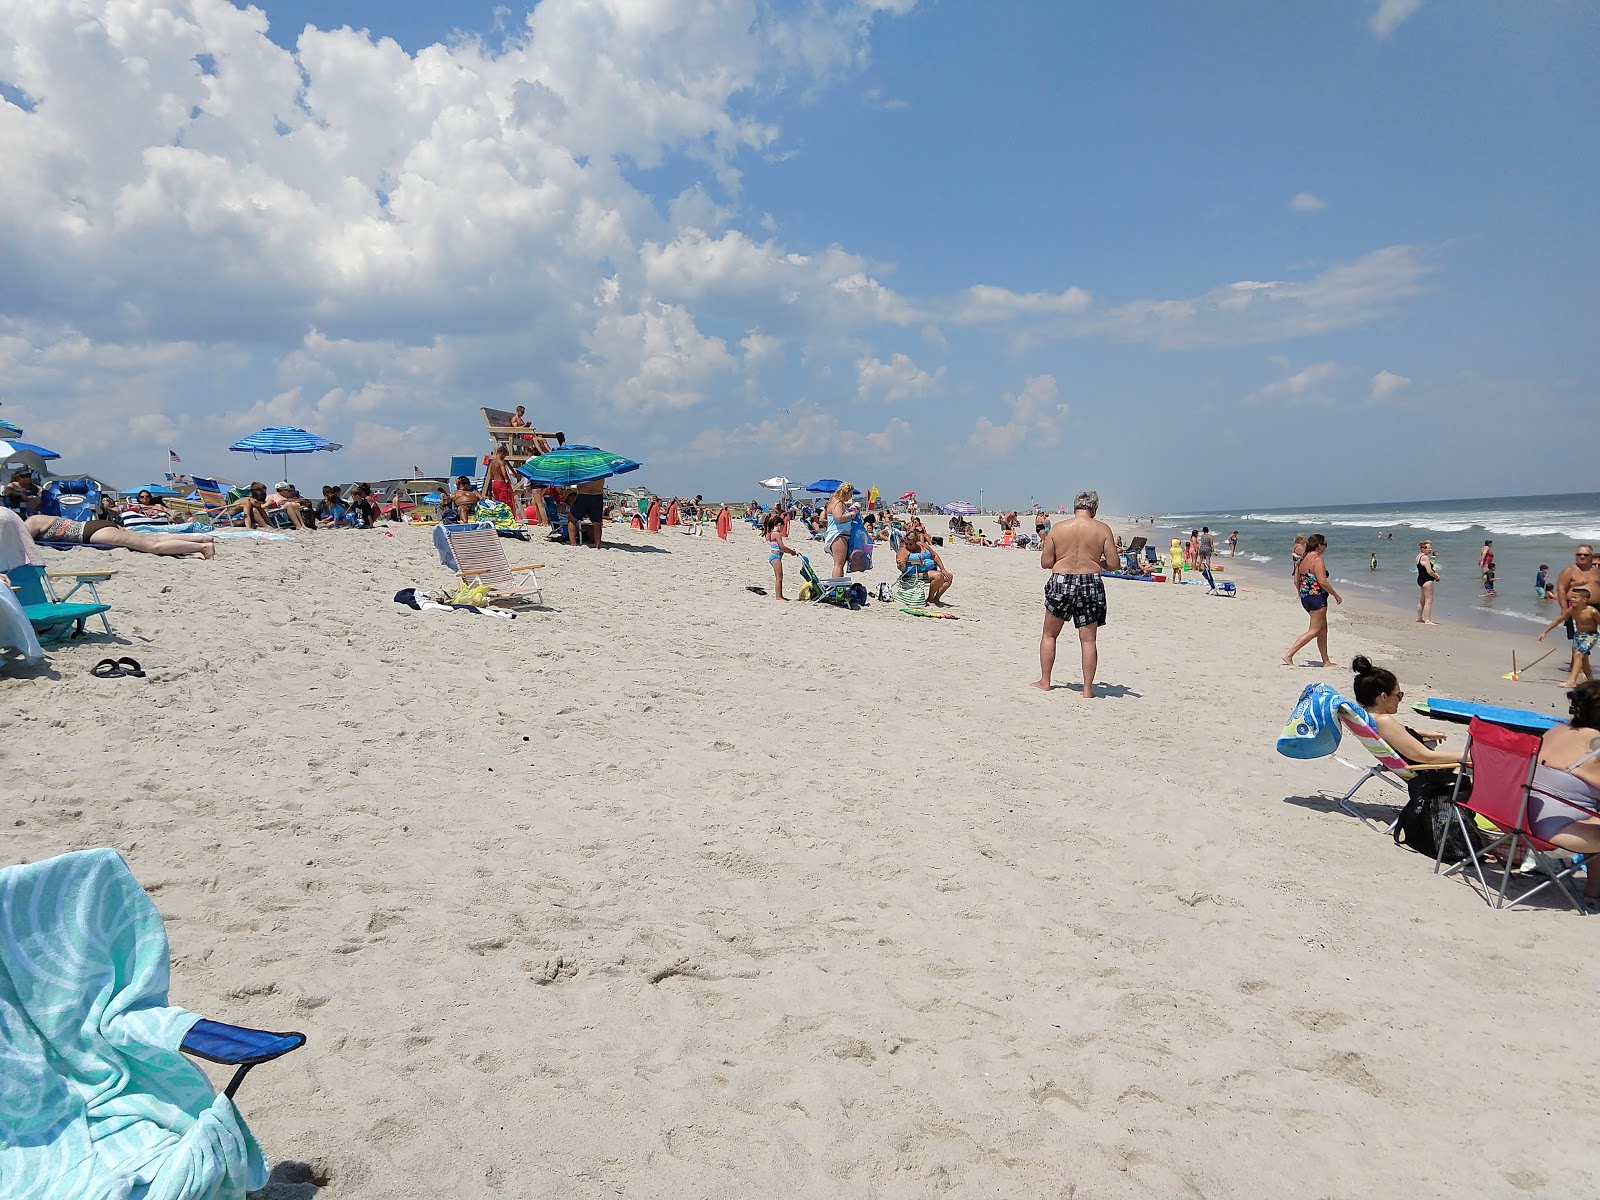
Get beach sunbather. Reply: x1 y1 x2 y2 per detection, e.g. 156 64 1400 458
123 490 172 523
1350 657 1464 794
450 477 482 523
25 514 214 559
266 483 316 531
1528 680 1600 906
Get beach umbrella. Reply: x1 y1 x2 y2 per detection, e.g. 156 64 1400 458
0 420 23 438
941 500 979 515
759 476 800 491
0 439 59 461
517 444 641 487
804 478 844 494
228 426 343 484
898 491 916 501
122 484 180 498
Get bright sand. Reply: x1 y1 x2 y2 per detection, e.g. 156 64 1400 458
5 515 1597 1198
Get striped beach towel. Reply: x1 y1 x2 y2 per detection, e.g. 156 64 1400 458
1276 682 1407 770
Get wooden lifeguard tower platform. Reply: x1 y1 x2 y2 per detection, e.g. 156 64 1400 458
480 407 564 469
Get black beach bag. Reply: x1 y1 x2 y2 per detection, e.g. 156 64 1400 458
1393 773 1474 864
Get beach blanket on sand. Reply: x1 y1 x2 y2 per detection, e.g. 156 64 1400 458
1275 682 1385 762
0 848 267 1200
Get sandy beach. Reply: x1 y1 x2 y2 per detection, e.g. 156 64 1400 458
5 516 1597 1198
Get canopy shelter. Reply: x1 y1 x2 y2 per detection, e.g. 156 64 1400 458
228 427 343 488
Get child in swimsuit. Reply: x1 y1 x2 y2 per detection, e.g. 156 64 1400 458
1540 586 1598 686
762 512 797 601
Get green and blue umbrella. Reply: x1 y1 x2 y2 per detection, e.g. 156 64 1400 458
0 420 23 438
228 426 343 485
516 445 641 487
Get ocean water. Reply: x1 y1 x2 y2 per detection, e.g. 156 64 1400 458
1160 492 1600 634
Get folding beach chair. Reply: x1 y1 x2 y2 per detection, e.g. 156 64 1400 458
0 848 306 1197
40 478 102 521
6 563 112 640
1435 718 1587 913
1331 708 1457 829
439 522 544 609
191 476 246 527
798 554 852 607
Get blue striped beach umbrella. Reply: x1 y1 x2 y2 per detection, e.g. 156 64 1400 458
228 426 343 485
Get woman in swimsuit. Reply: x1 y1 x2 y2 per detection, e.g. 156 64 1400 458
1282 533 1342 666
1415 540 1440 624
824 483 856 581
124 490 172 523
894 529 953 607
24 514 215 558
762 512 797 600
1528 680 1600 905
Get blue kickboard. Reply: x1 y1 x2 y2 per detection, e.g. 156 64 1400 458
1415 697 1562 734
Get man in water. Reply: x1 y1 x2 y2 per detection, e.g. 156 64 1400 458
1032 490 1119 699
1556 545 1600 670
1478 539 1494 588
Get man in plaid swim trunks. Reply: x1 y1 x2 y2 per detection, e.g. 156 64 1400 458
1032 490 1120 699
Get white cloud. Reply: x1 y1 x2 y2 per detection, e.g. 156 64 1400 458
577 303 736 416
948 284 1092 324
1245 362 1338 405
1369 369 1411 402
1060 246 1432 350
739 332 784 369
1289 191 1326 213
1370 0 1426 38
856 352 943 403
677 404 910 459
967 375 1069 456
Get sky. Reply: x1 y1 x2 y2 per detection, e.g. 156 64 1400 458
1 0 1595 512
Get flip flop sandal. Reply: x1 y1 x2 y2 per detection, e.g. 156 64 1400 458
116 657 146 678
745 586 768 595
91 659 125 678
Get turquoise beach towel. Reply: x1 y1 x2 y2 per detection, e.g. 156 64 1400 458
0 848 267 1200
1275 681 1365 760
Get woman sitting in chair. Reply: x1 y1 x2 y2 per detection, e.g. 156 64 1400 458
122 490 172 524
1350 656 1463 776
894 528 953 608
1529 680 1600 905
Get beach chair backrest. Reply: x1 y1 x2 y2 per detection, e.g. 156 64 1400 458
444 525 515 590
191 477 230 510
6 564 50 606
41 479 101 520
1335 709 1414 777
1459 718 1542 834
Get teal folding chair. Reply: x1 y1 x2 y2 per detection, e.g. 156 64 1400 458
6 563 112 640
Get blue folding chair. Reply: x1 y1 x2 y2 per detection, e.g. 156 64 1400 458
40 478 103 520
0 848 305 1196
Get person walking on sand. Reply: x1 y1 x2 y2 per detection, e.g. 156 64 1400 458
1415 539 1440 624
1540 586 1598 686
1283 534 1342 666
1032 490 1119 699
1555 546 1600 671
1198 526 1215 570
763 511 798 600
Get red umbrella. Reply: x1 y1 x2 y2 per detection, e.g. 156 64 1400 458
898 491 916 501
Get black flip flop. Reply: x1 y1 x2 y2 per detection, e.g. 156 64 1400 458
92 659 124 678
116 657 146 678
746 586 768 595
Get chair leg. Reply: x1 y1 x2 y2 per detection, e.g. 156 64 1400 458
1493 833 1521 910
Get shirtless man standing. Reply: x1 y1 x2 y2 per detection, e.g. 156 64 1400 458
569 478 605 548
1555 544 1600 670
1032 489 1120 699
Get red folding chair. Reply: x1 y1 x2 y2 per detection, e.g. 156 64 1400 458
1435 717 1586 912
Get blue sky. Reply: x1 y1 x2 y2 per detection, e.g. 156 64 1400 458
0 0 1593 511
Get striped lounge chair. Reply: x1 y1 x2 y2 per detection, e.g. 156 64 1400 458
439 522 544 610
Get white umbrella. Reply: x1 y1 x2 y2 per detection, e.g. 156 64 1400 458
759 476 800 490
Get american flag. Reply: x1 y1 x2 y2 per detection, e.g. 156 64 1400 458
168 450 182 463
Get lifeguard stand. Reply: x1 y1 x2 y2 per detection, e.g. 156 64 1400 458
480 408 563 470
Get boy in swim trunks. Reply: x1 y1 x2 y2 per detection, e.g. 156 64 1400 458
1032 490 1119 699
1540 586 1598 687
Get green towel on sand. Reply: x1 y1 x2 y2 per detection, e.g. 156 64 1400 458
0 848 268 1200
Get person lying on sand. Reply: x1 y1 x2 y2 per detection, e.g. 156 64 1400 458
24 513 214 559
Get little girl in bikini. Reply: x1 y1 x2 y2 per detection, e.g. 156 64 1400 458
763 512 798 601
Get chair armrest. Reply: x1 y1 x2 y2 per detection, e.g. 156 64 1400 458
47 571 118 582
182 1018 306 1099
507 563 545 570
